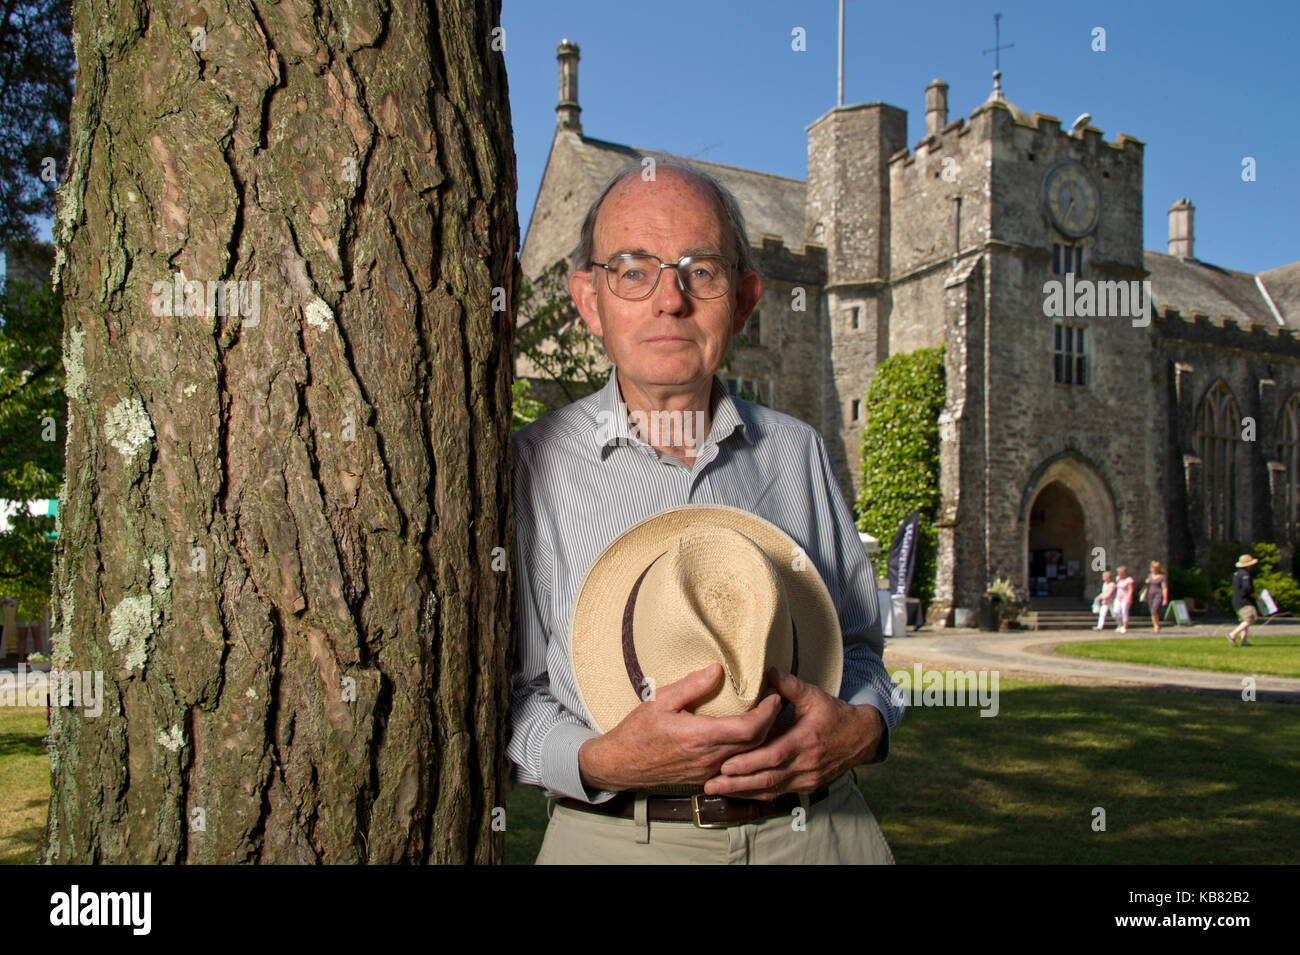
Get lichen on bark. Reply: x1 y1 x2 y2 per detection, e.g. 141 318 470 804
43 0 517 864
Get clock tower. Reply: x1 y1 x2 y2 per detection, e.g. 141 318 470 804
962 71 1148 619
886 67 1147 623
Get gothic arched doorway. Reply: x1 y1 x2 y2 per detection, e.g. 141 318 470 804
1028 482 1087 598
1021 453 1119 604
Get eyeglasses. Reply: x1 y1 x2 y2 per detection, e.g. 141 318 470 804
590 254 736 301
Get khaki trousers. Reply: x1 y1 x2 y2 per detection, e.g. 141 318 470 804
535 772 895 865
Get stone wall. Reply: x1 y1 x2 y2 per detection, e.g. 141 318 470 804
931 256 987 623
806 102 907 497
888 115 995 357
805 103 906 285
889 115 994 283
1157 310 1300 569
726 237 827 428
520 130 602 278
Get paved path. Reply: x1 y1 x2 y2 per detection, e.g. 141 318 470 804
882 624 1300 702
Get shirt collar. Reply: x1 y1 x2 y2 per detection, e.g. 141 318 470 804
594 368 751 458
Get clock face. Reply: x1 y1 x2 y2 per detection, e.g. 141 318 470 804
1043 162 1100 238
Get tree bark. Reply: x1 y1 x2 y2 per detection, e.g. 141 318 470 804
42 0 516 864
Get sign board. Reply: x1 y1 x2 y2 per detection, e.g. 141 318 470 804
1167 600 1191 626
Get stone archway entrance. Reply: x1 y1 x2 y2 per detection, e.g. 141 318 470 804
1021 454 1118 606
1028 482 1087 598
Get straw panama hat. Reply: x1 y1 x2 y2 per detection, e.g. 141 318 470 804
568 503 843 734
1236 554 1259 568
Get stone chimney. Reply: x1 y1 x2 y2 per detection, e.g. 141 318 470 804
925 79 949 137
556 39 581 132
1168 198 1194 260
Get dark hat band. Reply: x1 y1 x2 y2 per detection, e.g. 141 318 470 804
620 553 798 702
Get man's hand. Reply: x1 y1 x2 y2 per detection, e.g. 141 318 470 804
701 668 883 800
578 663 784 792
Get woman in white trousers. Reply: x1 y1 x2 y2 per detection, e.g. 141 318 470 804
1093 571 1116 630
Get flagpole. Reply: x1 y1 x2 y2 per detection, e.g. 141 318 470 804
837 0 845 107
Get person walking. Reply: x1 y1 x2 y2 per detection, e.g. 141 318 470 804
1092 571 1116 630
1113 566 1134 634
1227 554 1258 647
1142 561 1169 634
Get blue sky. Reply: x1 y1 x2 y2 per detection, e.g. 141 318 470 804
503 0 1299 274
6 0 1294 279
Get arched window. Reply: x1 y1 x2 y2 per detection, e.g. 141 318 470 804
1197 381 1240 541
1277 393 1300 541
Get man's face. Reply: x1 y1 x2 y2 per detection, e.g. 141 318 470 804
570 171 762 397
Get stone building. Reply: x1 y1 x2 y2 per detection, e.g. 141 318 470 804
520 42 1300 625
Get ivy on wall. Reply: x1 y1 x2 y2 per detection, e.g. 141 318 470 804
856 346 946 607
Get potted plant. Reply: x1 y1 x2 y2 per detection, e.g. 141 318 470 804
986 577 1026 630
978 589 999 631
27 651 52 673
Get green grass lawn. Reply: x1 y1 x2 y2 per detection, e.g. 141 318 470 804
7 682 1299 865
1054 633 1300 678
0 707 49 865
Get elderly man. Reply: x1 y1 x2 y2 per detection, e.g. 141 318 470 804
509 160 903 864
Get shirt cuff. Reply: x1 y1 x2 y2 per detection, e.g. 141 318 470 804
541 720 619 804
847 686 896 765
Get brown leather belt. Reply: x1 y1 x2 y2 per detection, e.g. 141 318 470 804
557 787 831 829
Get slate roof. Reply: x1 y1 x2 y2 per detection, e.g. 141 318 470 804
1259 262 1300 329
562 134 809 251
1146 251 1292 329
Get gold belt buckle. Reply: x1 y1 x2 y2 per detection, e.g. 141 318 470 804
690 793 728 829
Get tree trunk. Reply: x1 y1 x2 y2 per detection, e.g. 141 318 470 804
42 0 516 864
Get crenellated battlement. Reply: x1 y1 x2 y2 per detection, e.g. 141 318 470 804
890 95 1144 167
1004 112 1145 156
750 234 827 285
891 115 979 167
1155 307 1300 356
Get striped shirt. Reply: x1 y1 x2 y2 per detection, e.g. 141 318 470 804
509 368 903 803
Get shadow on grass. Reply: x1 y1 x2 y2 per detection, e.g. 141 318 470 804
861 681 1299 864
505 681 1300 864
0 834 44 865
0 797 47 866
0 727 48 760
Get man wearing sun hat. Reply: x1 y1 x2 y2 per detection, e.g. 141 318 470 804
508 158 903 864
1227 554 1258 646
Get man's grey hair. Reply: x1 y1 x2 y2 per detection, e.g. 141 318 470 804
570 157 757 280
